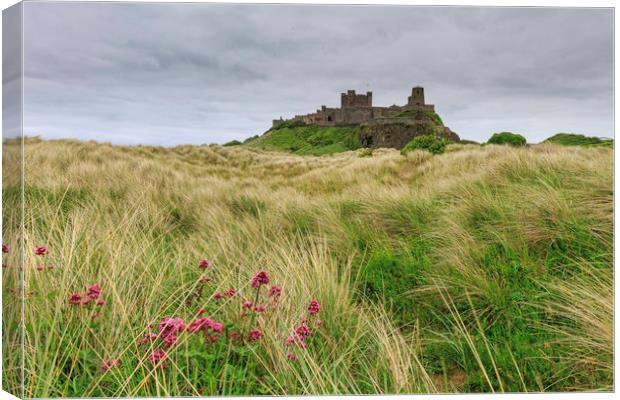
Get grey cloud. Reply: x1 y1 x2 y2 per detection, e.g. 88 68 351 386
18 3 613 145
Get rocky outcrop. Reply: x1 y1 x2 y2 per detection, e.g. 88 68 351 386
359 119 459 149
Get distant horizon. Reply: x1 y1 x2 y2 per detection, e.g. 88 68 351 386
4 3 614 145
11 131 614 149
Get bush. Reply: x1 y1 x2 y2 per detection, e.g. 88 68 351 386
400 135 446 155
487 132 527 146
223 140 242 147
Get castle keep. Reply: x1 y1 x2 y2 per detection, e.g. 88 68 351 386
272 87 459 148
273 87 437 127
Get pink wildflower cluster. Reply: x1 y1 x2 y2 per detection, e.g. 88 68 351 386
242 272 283 342
148 348 168 365
285 299 323 361
136 261 287 369
2 244 8 254
251 271 269 288
140 312 226 366
139 317 186 367
269 285 282 298
158 317 186 347
188 317 223 334
248 328 262 341
29 245 56 271
68 284 106 306
34 246 48 256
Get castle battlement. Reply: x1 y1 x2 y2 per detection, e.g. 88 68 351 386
341 90 373 108
273 87 435 128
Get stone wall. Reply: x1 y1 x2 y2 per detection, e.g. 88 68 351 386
359 121 460 149
341 90 372 108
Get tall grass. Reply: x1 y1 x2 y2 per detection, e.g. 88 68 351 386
2 137 613 396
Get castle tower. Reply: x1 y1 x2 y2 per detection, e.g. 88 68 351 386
341 90 372 108
408 86 425 106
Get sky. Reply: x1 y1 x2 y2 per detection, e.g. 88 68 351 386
5 3 615 145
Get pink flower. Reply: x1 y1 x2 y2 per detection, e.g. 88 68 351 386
268 285 282 297
248 328 263 341
99 359 120 372
148 349 167 364
206 335 218 344
285 336 295 346
68 293 82 305
188 317 212 333
139 333 158 345
34 246 48 256
188 317 223 335
254 305 266 313
159 317 186 338
287 352 296 361
198 276 211 283
251 271 270 288
96 299 105 306
82 298 91 305
86 284 102 299
2 244 8 253
307 299 320 315
315 319 322 327
197 307 205 315
198 259 211 269
228 331 241 341
296 323 311 338
213 293 224 300
163 334 178 348
242 300 253 309
225 287 236 297
211 321 224 333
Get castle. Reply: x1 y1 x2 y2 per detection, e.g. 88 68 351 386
273 87 437 128
271 86 459 149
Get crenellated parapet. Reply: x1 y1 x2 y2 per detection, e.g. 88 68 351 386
272 87 438 128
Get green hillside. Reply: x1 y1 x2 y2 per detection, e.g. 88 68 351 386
545 133 613 147
244 125 362 155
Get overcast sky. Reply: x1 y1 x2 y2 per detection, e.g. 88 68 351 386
9 3 615 145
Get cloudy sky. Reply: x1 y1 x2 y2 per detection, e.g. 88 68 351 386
9 3 615 145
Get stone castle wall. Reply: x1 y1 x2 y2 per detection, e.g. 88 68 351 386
273 87 436 128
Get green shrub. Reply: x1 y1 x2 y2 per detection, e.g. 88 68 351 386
400 135 446 155
487 132 527 146
223 140 242 147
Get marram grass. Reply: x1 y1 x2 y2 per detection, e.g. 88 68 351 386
2 138 612 396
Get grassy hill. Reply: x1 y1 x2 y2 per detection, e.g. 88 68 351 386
545 133 613 147
2 138 612 396
244 123 362 155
